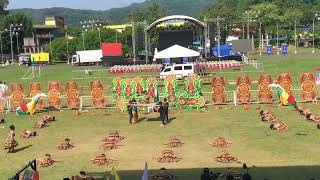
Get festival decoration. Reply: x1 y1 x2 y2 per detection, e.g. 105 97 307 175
277 73 293 95
236 75 251 104
180 74 205 109
300 72 316 102
144 77 159 103
11 83 25 111
90 80 105 108
65 81 80 109
48 81 61 110
16 93 47 115
163 75 179 107
268 83 296 107
133 76 145 101
29 82 43 111
258 74 273 103
212 76 226 104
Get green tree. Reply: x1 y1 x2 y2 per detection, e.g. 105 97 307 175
0 12 33 53
0 0 9 15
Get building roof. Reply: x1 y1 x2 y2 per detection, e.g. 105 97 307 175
33 24 58 29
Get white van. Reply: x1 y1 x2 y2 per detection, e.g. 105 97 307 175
160 64 195 79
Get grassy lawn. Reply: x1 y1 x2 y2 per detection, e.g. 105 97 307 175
0 52 320 179
1 105 320 180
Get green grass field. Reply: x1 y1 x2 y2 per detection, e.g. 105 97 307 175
0 53 320 180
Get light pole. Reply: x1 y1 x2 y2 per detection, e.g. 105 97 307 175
15 32 20 55
98 28 101 48
276 23 279 55
294 19 297 54
66 31 69 64
80 20 102 50
0 31 3 65
259 21 262 55
312 13 320 54
49 31 53 63
4 23 23 65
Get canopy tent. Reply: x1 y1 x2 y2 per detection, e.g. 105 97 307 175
154 44 200 59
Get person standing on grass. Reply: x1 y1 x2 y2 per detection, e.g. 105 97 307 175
4 125 18 153
127 100 133 125
158 102 166 126
163 98 169 124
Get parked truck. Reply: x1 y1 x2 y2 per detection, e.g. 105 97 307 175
72 50 103 65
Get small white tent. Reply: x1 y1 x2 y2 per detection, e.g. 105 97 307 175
154 44 200 59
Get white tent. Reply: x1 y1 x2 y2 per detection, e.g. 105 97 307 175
154 44 200 59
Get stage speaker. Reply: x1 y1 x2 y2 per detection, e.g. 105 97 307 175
209 24 216 48
137 28 144 51
127 35 132 47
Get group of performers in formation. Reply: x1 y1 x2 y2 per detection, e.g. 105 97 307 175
259 110 289 132
127 98 169 126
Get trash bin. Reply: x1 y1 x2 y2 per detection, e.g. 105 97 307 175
281 44 288 55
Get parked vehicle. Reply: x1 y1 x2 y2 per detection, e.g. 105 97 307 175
72 50 102 65
160 63 195 79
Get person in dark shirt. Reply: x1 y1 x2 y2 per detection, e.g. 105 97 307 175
163 98 169 123
127 100 133 125
158 102 166 126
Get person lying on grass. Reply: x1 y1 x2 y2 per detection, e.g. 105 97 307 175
306 113 320 122
296 106 311 116
42 112 55 123
33 120 47 129
57 138 76 150
20 130 37 139
37 154 55 167
270 122 288 132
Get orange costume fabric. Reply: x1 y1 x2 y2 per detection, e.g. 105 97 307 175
212 76 226 104
48 81 61 110
300 72 316 102
258 74 273 103
29 82 43 111
90 80 105 108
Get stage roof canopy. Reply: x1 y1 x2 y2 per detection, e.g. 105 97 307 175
154 44 200 59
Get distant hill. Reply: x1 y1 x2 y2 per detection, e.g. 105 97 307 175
10 0 215 26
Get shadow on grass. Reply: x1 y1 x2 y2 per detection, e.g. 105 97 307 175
85 165 320 180
136 117 147 124
12 144 32 153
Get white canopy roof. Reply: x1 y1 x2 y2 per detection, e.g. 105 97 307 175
154 44 200 59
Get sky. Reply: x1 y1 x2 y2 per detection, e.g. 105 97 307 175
7 0 145 10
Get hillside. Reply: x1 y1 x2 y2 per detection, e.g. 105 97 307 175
10 0 215 26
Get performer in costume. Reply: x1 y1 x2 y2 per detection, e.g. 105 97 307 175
163 98 169 123
4 125 18 153
0 81 9 113
131 99 138 124
127 100 133 125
